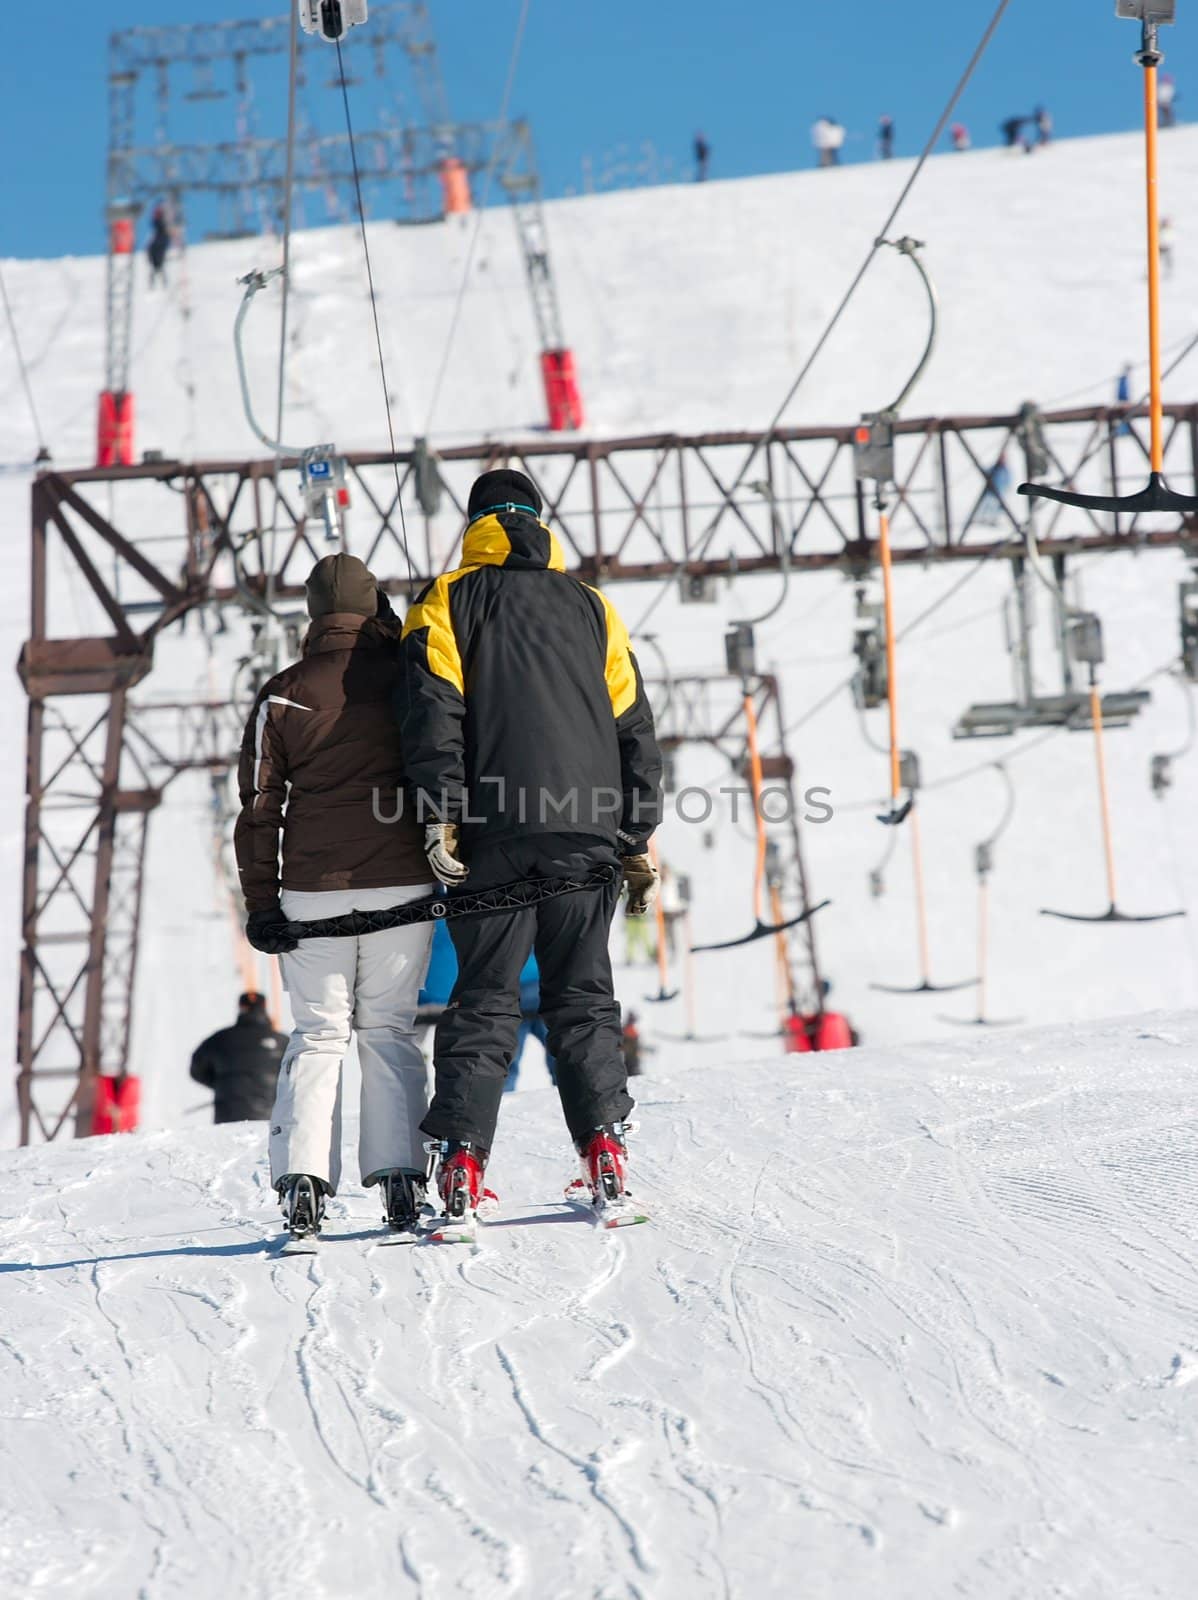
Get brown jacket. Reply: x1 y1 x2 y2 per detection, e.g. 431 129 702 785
234 612 427 910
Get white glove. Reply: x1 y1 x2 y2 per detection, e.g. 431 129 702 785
621 853 659 916
425 822 469 885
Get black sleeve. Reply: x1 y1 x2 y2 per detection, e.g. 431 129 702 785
398 577 467 825
190 1042 216 1090
615 652 664 850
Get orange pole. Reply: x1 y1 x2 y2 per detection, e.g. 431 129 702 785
649 836 672 995
1090 682 1120 908
1143 59 1165 475
744 693 767 924
683 911 698 1036
878 508 902 804
909 805 932 981
770 884 795 1014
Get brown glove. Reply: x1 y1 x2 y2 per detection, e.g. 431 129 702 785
621 853 659 916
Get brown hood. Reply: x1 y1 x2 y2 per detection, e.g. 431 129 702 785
305 552 378 620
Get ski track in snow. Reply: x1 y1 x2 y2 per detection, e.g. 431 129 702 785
2 1019 1197 1598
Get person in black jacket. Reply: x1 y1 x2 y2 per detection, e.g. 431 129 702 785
190 992 288 1123
398 468 663 1220
147 205 170 287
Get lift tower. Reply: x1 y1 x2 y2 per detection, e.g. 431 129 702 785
99 3 458 467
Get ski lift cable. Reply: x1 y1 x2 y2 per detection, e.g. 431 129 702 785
422 0 533 438
1038 326 1198 411
782 552 1007 742
0 263 49 459
630 0 1016 635
334 33 416 590
676 550 1003 810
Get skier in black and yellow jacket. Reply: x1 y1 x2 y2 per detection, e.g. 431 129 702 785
398 469 662 1221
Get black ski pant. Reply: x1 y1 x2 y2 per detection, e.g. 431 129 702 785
422 834 633 1151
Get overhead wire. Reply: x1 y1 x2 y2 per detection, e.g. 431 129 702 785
630 0 1016 635
782 548 1008 740
0 261 49 459
422 0 533 437
335 33 416 590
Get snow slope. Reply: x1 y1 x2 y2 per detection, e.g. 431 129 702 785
2 1013 1196 1598
4 130 1198 1144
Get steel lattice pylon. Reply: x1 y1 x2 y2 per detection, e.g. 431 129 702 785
103 3 460 422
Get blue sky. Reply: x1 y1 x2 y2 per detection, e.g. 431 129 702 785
2 0 1195 258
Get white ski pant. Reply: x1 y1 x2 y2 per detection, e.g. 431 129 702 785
269 883 435 1194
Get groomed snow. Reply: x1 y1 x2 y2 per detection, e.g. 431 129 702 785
2 1013 1196 1598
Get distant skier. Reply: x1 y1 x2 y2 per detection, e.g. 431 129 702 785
877 115 895 161
623 897 656 965
620 1010 645 1077
950 122 971 152
507 952 557 1090
147 205 170 287
978 452 1012 526
1034 106 1053 147
236 552 433 1245
189 991 287 1123
398 467 662 1228
694 131 711 183
1160 215 1176 278
812 117 846 169
1158 72 1177 129
1116 362 1134 436
1001 115 1027 150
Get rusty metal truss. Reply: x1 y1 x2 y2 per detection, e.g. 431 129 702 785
644 671 825 1009
17 401 1198 1140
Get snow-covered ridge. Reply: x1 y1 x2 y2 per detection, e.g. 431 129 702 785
2 1014 1196 1597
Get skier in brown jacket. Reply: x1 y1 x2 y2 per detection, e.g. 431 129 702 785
235 553 433 1243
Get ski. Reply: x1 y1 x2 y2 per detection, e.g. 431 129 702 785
564 1179 650 1229
421 1188 499 1245
277 1232 320 1256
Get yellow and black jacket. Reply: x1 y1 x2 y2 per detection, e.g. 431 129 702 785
398 511 662 855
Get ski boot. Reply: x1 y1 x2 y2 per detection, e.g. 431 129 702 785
277 1173 326 1254
378 1169 429 1235
566 1123 648 1228
424 1140 499 1243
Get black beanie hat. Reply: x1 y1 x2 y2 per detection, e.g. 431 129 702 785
467 468 542 522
